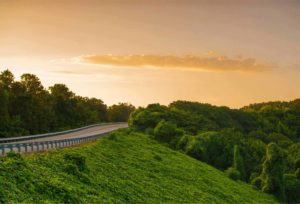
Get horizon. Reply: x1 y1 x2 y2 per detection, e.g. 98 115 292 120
1 0 300 108
2 68 299 110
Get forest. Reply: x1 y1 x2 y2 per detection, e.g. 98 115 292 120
0 70 135 137
129 100 300 203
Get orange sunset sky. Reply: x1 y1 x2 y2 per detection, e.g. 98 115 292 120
0 0 300 108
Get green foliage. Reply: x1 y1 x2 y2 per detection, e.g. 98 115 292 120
283 174 300 203
0 130 278 203
129 104 168 131
129 99 300 200
108 103 135 122
185 137 208 162
64 153 87 172
225 167 241 181
260 143 286 201
176 134 191 150
251 176 263 189
154 120 183 144
296 168 300 179
0 70 135 137
233 145 246 181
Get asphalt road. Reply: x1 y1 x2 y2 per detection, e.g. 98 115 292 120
11 123 128 144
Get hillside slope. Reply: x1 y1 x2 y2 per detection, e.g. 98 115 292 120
0 129 278 203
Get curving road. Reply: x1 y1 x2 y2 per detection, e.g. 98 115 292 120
11 123 129 144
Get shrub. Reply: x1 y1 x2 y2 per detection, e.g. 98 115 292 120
260 143 286 201
154 120 183 143
6 151 22 159
64 153 87 172
107 133 118 141
296 168 300 179
251 176 263 189
145 128 154 135
233 145 246 181
225 167 241 181
176 134 191 150
185 138 207 162
295 158 300 169
284 174 300 203
249 172 259 183
153 154 162 161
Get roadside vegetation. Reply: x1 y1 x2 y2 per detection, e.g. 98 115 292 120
0 130 277 203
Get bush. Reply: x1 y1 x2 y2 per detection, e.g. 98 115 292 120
145 128 154 135
260 143 286 201
154 120 183 143
249 172 259 183
296 168 300 179
107 133 118 141
185 137 207 162
295 158 300 169
153 154 162 161
284 174 300 203
233 145 246 181
176 134 191 150
225 167 241 181
64 153 87 172
6 151 22 159
251 176 262 189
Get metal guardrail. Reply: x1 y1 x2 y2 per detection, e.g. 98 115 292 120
0 122 126 144
0 123 124 157
0 128 121 157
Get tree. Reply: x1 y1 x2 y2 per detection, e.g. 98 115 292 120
21 74 45 95
154 120 183 144
0 84 10 136
284 174 300 203
225 167 241 181
0 69 14 90
108 103 135 122
128 104 168 131
260 143 286 201
233 145 246 181
49 84 77 128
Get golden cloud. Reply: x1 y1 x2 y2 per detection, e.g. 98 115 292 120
80 54 273 72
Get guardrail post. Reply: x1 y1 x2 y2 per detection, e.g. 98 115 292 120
36 143 39 151
25 144 28 153
17 144 21 153
30 143 33 152
9 144 13 152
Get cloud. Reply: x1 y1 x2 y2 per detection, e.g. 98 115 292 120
79 54 273 72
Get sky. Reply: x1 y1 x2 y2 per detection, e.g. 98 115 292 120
0 0 300 108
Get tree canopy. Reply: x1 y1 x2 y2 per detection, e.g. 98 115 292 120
0 70 135 137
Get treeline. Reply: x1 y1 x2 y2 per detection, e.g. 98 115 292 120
0 70 135 137
129 100 300 202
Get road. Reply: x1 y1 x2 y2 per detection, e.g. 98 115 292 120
11 123 128 144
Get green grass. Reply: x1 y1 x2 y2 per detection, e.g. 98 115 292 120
0 129 278 203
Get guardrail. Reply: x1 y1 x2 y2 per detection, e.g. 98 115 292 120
0 129 118 157
0 122 126 144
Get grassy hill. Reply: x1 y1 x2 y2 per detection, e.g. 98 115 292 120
0 129 278 203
